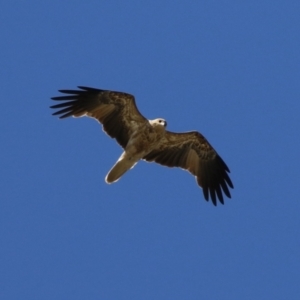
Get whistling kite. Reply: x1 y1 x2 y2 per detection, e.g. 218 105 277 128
51 86 233 205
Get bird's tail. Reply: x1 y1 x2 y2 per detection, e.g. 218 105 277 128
105 153 138 184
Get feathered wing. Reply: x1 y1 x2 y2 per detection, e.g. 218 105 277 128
50 86 147 148
143 131 233 205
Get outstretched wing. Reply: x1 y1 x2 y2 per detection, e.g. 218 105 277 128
143 131 233 205
51 86 147 148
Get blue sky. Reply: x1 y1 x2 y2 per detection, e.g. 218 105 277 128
1 1 300 299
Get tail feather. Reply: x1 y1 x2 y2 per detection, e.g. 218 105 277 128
105 155 137 183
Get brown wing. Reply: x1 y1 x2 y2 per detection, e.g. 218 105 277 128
50 86 147 148
143 131 233 205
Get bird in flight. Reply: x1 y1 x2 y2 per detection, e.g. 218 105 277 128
51 86 233 205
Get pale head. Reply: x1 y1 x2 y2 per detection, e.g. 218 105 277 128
149 118 167 128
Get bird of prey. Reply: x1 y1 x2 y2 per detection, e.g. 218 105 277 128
51 86 233 205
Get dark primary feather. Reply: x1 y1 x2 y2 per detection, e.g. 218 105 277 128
51 86 147 148
143 131 233 206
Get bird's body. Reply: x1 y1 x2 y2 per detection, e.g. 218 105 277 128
106 118 167 183
51 86 233 205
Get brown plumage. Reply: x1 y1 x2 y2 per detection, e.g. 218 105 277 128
51 86 233 205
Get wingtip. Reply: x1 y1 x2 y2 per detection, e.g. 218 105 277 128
77 86 106 93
